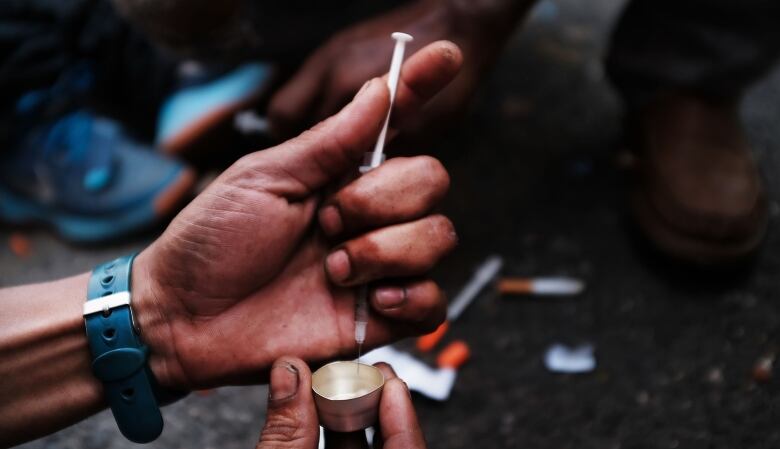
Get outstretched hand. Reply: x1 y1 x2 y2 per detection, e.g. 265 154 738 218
131 41 463 389
268 0 524 139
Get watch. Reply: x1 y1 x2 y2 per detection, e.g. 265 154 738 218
83 254 164 443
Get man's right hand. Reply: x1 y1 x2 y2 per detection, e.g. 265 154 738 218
131 41 463 391
257 357 427 449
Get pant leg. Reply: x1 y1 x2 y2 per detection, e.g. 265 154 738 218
605 0 780 106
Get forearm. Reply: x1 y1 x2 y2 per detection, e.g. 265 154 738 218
0 253 172 447
0 273 103 446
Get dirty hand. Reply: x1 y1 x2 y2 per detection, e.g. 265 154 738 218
130 42 462 390
268 0 525 138
257 357 426 449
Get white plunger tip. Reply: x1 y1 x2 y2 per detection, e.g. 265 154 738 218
391 32 413 43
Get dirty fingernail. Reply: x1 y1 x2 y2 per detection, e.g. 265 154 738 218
326 249 351 282
375 287 406 309
269 363 299 401
319 205 343 236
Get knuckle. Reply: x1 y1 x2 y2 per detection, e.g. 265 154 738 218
416 157 450 205
407 217 457 272
428 215 458 250
415 156 449 189
427 282 446 307
259 411 307 447
415 281 447 322
411 280 442 310
338 185 371 214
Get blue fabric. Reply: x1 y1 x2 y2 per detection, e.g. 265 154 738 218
0 109 189 242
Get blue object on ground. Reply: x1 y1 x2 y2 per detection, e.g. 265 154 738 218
156 63 273 149
0 110 192 242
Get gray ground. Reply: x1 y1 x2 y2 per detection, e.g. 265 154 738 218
5 0 780 448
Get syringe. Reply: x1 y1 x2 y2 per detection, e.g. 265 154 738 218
355 32 414 369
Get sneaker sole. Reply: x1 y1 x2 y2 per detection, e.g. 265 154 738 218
159 92 264 156
0 168 195 243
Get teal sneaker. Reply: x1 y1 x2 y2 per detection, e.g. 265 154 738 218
156 62 274 154
0 110 195 243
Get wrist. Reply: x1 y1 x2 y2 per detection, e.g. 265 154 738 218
130 249 184 390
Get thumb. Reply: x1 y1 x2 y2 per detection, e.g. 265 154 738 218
257 358 319 449
241 41 461 200
251 78 389 199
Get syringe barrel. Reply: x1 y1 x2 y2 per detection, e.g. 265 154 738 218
355 286 370 343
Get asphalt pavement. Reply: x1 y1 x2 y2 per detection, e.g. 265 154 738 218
6 0 780 448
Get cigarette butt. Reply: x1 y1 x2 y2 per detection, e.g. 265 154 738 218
496 278 533 294
417 321 449 352
437 340 470 369
497 277 585 296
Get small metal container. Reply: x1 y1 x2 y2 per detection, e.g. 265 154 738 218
311 361 385 432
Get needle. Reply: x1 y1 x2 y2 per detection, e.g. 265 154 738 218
355 32 414 373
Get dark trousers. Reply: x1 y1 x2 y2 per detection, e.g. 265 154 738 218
606 0 780 106
2 0 780 130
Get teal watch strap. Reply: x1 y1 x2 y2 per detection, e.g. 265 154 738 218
84 254 163 443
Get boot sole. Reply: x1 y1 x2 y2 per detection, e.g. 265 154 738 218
630 187 768 267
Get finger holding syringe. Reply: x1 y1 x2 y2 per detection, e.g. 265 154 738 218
318 39 462 356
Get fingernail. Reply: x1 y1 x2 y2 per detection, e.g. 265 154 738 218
325 249 351 282
355 79 374 99
269 362 299 401
319 205 343 236
375 287 406 309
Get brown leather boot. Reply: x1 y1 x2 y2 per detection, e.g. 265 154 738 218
629 93 768 267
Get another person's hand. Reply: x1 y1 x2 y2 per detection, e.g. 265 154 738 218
268 0 528 138
256 357 426 449
131 42 462 390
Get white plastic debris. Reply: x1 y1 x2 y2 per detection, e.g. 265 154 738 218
544 343 596 373
234 110 269 134
360 346 457 401
448 255 503 320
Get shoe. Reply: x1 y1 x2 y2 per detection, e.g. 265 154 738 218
0 110 195 243
156 62 274 154
629 93 768 267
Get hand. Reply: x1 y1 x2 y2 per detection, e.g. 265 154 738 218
268 0 527 138
132 42 462 390
256 357 426 449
